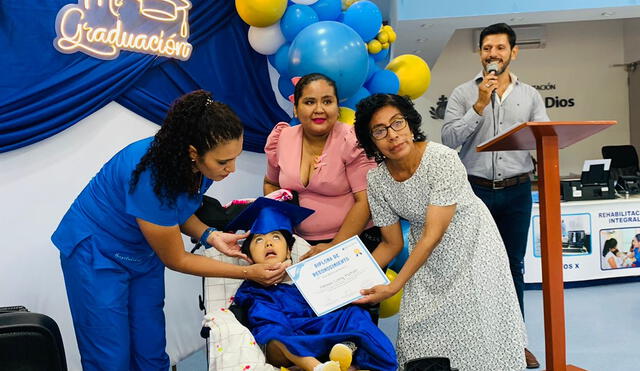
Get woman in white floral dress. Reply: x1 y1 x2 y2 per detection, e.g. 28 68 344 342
353 94 526 371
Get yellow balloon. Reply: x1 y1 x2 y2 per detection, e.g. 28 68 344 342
381 42 389 49
367 39 382 54
342 0 356 10
388 30 397 43
385 54 431 99
382 25 393 33
379 269 403 318
377 31 389 44
235 0 287 27
339 107 355 125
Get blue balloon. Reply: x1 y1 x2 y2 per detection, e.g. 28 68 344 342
277 75 295 101
335 11 344 23
311 0 342 21
342 86 370 110
289 21 369 100
289 117 301 126
342 1 382 42
365 55 379 82
273 43 291 76
388 219 410 272
268 53 277 69
372 47 389 62
280 4 319 43
365 69 399 94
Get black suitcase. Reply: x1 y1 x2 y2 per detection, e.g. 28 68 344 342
0 306 67 371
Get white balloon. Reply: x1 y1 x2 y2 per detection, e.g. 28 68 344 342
292 0 319 4
248 23 286 55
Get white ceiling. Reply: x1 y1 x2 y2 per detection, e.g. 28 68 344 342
389 5 640 68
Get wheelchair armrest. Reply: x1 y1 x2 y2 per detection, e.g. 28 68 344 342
228 303 250 328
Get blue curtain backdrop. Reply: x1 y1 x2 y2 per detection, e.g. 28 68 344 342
0 0 288 153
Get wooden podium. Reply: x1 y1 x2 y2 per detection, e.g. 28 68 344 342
477 121 616 371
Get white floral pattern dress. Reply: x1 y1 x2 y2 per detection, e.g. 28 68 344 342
367 142 526 371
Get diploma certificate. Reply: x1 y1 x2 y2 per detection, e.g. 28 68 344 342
286 236 390 316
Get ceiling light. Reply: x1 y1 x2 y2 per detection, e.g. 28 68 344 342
601 11 615 16
510 17 524 22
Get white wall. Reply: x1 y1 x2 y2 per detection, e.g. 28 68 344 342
415 19 631 176
0 102 266 370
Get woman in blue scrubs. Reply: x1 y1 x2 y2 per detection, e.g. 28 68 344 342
51 90 288 371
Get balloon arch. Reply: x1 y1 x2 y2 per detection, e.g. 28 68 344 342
237 0 423 316
236 0 432 125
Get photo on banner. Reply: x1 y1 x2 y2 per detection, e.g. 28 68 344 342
532 213 592 257
599 227 640 270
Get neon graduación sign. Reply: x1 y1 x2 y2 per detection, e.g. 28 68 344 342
54 0 193 61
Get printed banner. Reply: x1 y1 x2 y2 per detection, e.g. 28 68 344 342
525 196 640 283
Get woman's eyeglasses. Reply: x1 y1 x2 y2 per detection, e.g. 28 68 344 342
370 117 407 140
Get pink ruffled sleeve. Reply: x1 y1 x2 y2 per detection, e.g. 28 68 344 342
264 122 290 183
342 124 377 193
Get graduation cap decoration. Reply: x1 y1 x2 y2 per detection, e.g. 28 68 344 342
225 197 314 234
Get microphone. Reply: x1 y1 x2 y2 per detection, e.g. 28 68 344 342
486 61 499 108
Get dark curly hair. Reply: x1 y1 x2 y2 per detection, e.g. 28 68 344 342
354 93 426 163
129 90 244 206
293 73 339 106
240 230 296 260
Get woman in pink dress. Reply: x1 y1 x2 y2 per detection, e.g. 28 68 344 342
263 73 378 259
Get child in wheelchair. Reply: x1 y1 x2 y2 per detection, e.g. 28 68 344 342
227 197 397 371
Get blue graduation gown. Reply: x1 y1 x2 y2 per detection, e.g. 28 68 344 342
234 281 398 371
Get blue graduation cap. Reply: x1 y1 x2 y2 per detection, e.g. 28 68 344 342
225 197 314 234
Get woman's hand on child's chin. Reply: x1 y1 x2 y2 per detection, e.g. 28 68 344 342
248 262 288 286
353 284 397 305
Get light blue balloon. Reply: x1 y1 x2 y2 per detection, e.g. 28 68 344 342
289 21 369 100
365 55 379 82
273 43 291 76
388 219 410 272
277 75 295 101
365 69 399 94
372 47 389 62
342 86 370 110
311 0 342 21
342 0 382 42
280 4 319 43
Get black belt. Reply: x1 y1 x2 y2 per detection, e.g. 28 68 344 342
468 173 530 190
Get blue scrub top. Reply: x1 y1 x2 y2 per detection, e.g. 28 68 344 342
52 137 213 264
